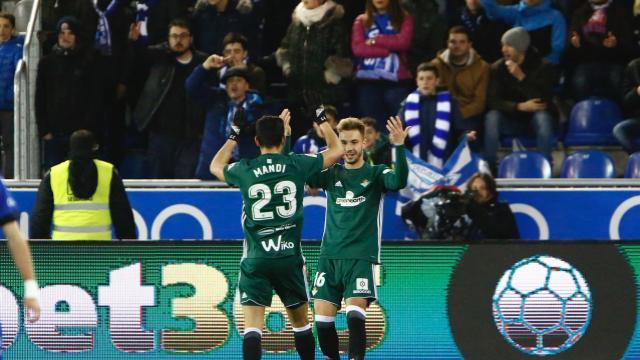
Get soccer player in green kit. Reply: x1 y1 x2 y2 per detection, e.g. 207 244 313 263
308 117 409 360
210 106 343 360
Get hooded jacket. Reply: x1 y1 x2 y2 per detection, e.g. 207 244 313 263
35 45 101 136
430 48 490 120
480 0 566 64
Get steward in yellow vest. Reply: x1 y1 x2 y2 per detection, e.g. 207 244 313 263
30 130 136 240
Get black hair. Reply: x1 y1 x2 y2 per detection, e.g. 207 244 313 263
222 32 248 51
255 116 284 148
68 130 98 199
168 18 192 35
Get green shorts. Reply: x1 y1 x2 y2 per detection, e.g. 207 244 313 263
311 257 377 308
238 255 309 308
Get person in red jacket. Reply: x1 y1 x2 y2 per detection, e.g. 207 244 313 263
352 0 413 130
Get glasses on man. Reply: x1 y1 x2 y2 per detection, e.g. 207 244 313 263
169 33 191 41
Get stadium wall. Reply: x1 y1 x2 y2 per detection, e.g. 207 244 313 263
1 242 640 359
4 185 640 240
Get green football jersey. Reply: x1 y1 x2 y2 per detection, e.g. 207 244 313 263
224 152 324 259
308 146 408 263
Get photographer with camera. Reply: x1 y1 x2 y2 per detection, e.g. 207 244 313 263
465 172 519 240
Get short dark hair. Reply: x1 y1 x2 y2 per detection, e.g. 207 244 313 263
360 117 379 131
448 25 471 40
0 12 15 28
416 62 439 77
467 172 498 199
256 115 284 148
222 32 248 51
168 18 192 35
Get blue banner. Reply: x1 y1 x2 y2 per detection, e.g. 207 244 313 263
7 187 640 240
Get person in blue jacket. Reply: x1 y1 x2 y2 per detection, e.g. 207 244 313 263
479 0 566 65
186 55 263 179
0 13 23 178
0 176 40 359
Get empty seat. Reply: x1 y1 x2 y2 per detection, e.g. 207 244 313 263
561 150 615 178
499 151 552 179
625 152 640 178
564 97 622 146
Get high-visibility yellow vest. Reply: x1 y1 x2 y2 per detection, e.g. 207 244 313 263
50 160 113 240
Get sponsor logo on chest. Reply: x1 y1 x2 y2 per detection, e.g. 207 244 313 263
336 191 366 207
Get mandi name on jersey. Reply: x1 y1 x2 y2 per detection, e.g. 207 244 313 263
253 160 287 178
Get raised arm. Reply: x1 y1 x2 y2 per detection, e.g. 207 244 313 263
381 116 409 190
210 109 244 181
315 106 343 169
185 54 228 106
210 140 238 182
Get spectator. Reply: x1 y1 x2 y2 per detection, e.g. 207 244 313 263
567 0 633 101
400 0 448 72
30 130 136 240
41 0 98 54
479 0 566 65
353 0 414 128
484 27 556 171
129 19 207 178
0 13 21 178
276 0 351 140
452 0 510 63
219 32 266 95
399 63 465 168
362 116 392 165
36 16 102 172
186 61 264 179
191 0 261 56
613 57 640 154
465 172 520 239
429 26 490 137
292 104 339 154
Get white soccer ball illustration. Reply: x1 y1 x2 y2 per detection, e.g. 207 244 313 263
492 255 592 356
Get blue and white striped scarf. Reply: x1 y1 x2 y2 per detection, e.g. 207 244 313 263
135 0 158 44
404 89 452 168
93 0 120 55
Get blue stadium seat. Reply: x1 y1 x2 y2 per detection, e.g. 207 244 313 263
625 152 640 178
561 150 616 178
564 97 622 146
498 151 552 179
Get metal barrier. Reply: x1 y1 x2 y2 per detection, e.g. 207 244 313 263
13 0 41 180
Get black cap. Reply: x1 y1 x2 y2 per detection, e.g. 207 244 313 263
221 66 250 84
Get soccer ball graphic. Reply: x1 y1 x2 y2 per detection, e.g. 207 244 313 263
492 255 592 356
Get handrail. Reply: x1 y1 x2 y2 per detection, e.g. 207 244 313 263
13 0 41 180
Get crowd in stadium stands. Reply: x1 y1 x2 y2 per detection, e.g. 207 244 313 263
2 0 640 179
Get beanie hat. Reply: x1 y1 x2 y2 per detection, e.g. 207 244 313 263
501 27 530 54
56 16 80 35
